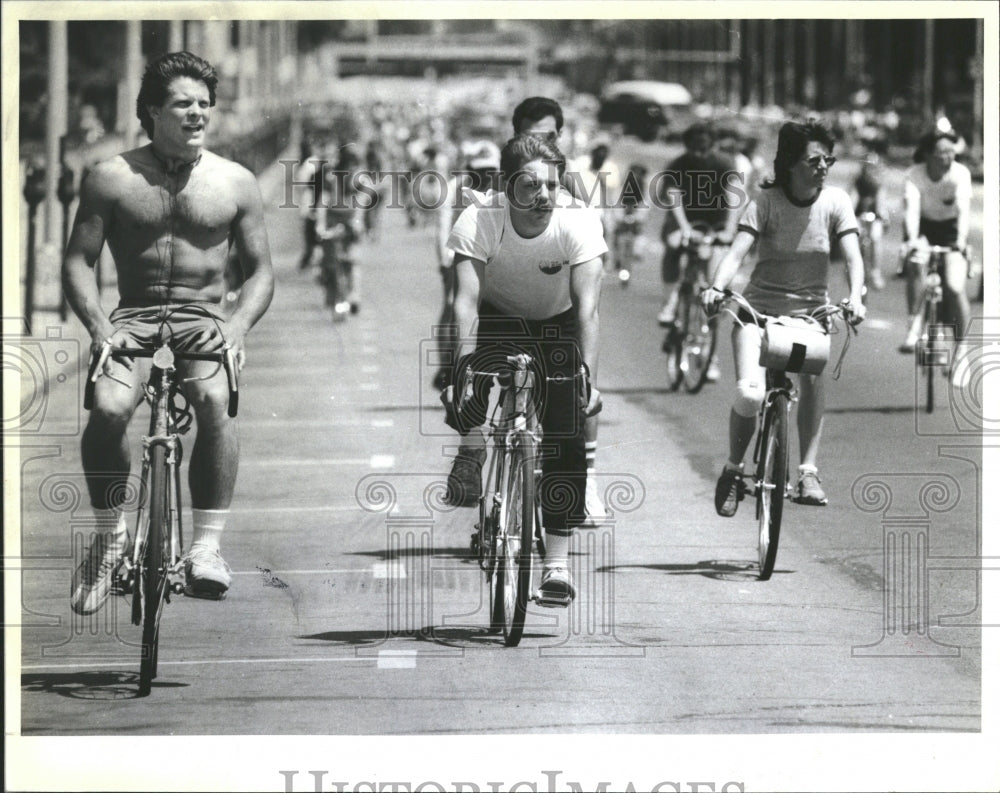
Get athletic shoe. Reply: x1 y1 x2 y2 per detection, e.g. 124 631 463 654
583 476 606 527
537 565 576 607
71 532 126 615
714 466 745 518
705 360 721 383
657 303 676 327
184 545 232 598
618 269 631 284
794 471 828 506
898 337 917 354
432 367 451 391
446 445 485 507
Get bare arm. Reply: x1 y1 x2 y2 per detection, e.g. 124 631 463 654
903 177 922 243
838 233 868 321
62 164 117 348
224 170 275 365
569 256 603 414
709 230 756 292
452 254 484 361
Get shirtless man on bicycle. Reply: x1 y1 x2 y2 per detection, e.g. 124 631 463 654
444 133 605 604
63 52 274 614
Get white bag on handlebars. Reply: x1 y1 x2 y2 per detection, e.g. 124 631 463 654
759 315 830 375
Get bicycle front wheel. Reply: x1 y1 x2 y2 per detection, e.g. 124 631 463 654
756 394 789 581
663 294 686 392
923 301 937 414
680 289 717 393
139 444 170 696
494 432 536 646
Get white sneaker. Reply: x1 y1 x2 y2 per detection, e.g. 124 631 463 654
583 476 606 527
618 269 630 283
184 545 232 598
538 565 576 607
657 303 676 326
71 532 126 615
706 360 721 382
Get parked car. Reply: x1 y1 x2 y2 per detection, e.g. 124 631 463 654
597 80 693 142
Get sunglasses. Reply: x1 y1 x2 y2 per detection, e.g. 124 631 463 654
803 154 837 169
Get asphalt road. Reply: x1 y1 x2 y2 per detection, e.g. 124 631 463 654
10 151 990 790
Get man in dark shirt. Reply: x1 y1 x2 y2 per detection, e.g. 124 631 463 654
657 123 740 327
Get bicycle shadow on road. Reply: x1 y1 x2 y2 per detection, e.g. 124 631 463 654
347 546 475 563
21 670 187 700
596 560 793 581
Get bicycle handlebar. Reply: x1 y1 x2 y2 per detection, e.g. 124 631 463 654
707 289 859 331
456 356 599 418
84 342 239 417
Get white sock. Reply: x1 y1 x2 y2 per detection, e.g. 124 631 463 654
724 460 744 473
191 508 228 552
798 464 818 475
543 528 572 569
92 507 127 544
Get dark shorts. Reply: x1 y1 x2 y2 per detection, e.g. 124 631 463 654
454 302 587 531
919 216 959 247
109 303 227 350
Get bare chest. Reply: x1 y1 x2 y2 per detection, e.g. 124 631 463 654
112 173 237 240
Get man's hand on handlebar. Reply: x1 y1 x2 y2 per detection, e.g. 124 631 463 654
90 328 134 376
192 321 247 372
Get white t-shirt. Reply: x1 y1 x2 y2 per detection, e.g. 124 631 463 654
904 161 972 222
738 185 858 315
447 191 608 320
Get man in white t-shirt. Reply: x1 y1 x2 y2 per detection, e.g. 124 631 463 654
900 128 975 372
443 133 606 606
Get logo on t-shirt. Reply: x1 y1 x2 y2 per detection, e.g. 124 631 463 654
538 260 568 274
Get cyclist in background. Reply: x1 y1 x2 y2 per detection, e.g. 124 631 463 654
851 134 888 291
701 120 865 514
613 163 649 285
316 148 366 319
443 134 605 605
62 52 274 614
899 127 974 382
658 122 741 382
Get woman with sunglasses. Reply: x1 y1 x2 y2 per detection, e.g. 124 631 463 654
701 120 866 513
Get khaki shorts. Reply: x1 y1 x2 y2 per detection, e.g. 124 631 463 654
109 303 228 350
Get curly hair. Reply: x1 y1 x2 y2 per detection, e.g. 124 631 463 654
762 120 836 190
136 51 218 139
913 128 959 164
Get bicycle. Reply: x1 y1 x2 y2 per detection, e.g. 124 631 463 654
662 226 728 393
317 215 361 321
612 211 643 287
910 245 964 414
454 353 592 646
84 309 238 696
856 211 883 298
710 291 856 580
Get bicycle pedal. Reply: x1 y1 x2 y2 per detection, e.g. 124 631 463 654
533 590 572 609
183 582 228 601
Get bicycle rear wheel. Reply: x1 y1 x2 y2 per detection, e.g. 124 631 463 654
680 288 717 393
138 444 170 696
756 394 788 581
494 433 535 646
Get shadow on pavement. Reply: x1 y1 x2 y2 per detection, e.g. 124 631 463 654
597 559 793 581
21 670 187 700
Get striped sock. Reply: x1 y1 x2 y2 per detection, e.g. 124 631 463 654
585 441 598 478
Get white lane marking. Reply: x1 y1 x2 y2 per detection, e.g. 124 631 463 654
236 418 394 428
243 456 394 467
244 458 371 466
865 318 893 330
360 383 380 391
362 365 380 374
372 561 408 579
229 504 360 514
21 657 372 671
231 569 367 575
362 346 378 355
377 650 417 669
371 419 394 428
